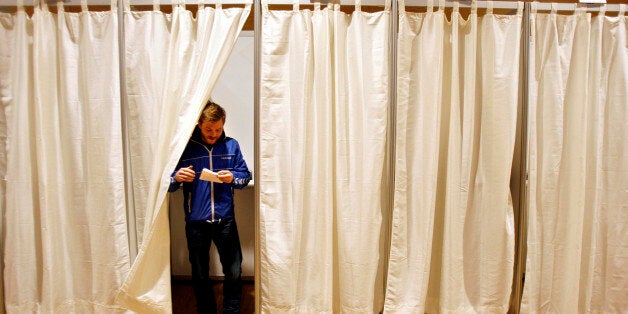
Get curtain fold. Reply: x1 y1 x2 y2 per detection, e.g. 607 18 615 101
385 3 522 312
259 2 390 312
0 11 17 314
116 5 250 313
1 5 130 313
333 7 390 313
123 10 171 244
522 8 628 313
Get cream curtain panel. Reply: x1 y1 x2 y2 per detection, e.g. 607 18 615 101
0 1 249 312
0 8 12 314
122 6 170 244
0 2 130 312
259 0 390 312
385 1 523 312
122 2 251 248
522 5 628 313
116 3 250 312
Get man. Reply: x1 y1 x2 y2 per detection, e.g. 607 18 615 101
169 101 251 314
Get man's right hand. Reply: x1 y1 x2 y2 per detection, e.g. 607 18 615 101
174 165 195 183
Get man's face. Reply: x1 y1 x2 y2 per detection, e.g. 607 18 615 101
198 119 224 145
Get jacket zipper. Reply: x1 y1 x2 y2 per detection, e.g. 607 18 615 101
194 139 215 222
209 147 215 222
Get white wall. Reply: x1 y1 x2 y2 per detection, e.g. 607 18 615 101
169 31 255 278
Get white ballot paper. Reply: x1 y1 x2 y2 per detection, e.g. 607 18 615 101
199 168 222 183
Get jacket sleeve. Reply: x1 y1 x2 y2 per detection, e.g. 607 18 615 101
168 156 184 192
168 170 181 192
231 141 252 189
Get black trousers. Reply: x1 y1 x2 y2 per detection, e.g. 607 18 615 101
186 219 243 314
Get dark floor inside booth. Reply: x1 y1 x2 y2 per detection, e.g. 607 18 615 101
172 278 255 314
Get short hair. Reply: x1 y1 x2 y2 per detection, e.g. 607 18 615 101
199 100 226 124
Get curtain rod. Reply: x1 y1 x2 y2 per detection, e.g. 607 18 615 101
0 0 623 12
260 0 623 13
0 0 253 6
406 1 622 12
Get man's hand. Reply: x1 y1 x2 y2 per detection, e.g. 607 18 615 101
175 165 195 183
217 170 234 184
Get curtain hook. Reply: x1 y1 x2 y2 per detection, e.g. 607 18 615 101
486 1 493 15
471 0 477 15
438 0 444 12
598 4 606 17
355 0 361 13
398 0 406 15
619 4 626 17
517 1 523 16
292 0 298 12
427 0 433 13
81 0 88 12
574 4 586 16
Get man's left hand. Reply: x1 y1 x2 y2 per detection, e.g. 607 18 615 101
217 170 234 184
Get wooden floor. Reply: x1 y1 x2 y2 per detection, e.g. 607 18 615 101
172 279 255 314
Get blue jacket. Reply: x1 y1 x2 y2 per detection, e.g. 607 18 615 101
168 127 251 222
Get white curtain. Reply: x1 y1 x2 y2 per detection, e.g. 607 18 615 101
0 9 17 314
522 5 628 313
0 2 130 313
259 1 390 312
385 1 523 312
122 7 170 244
115 3 250 313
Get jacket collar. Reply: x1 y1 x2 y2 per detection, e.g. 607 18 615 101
191 126 226 149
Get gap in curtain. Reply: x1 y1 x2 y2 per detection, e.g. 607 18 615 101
0 1 252 312
117 1 253 312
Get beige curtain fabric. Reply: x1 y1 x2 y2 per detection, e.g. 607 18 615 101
522 6 628 313
0 4 130 313
123 10 170 244
0 11 12 314
115 4 250 313
259 1 390 312
0 10 21 314
385 1 523 312
0 2 249 313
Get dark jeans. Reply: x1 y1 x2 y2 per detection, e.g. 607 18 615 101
186 219 243 314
